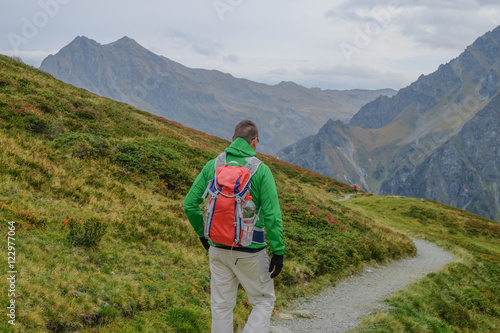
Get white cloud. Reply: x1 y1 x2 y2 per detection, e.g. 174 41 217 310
224 54 240 64
1 0 500 90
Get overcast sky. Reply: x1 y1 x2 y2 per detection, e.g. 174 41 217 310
2 0 500 90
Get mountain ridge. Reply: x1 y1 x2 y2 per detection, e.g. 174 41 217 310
39 36 396 154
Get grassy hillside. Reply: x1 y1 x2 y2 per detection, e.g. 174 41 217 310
0 54 498 332
0 55 414 332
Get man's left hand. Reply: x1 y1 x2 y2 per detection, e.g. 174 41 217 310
269 254 284 278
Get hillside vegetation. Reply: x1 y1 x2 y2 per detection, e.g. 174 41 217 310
0 55 498 332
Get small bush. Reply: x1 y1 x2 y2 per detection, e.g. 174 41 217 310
26 115 51 134
53 132 111 159
68 218 108 247
402 205 437 223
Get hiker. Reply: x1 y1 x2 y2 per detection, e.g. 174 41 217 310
353 184 358 194
184 120 285 333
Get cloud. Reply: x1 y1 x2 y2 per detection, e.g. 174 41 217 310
393 1 498 50
257 62 411 90
160 28 224 57
325 0 500 50
224 54 240 64
302 64 411 89
2 0 500 90
269 68 290 76
324 0 402 23
191 39 223 57
0 49 55 66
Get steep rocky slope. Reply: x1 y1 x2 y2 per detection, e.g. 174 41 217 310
380 91 500 221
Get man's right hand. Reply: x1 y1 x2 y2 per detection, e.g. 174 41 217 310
199 237 210 251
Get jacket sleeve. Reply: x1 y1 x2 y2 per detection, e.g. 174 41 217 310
258 164 285 255
184 160 215 238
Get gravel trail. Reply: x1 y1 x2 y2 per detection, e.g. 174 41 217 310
270 239 454 333
332 194 354 202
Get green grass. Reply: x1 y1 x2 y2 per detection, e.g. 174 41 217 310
0 54 498 332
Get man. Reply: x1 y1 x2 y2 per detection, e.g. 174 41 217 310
184 120 284 332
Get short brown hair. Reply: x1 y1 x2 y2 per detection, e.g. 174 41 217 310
234 120 258 145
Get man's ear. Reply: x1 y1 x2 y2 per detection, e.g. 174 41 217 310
232 135 235 142
250 137 258 150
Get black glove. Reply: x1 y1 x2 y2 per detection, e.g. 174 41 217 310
199 237 210 251
269 254 284 278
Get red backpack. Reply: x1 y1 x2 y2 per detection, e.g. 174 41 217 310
203 152 264 247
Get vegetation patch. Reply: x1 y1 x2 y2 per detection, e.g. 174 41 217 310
67 218 108 248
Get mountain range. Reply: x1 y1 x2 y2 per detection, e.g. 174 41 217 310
1 53 499 332
39 36 395 154
278 25 500 221
37 28 500 221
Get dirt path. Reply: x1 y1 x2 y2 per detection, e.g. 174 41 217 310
332 194 354 202
270 239 454 333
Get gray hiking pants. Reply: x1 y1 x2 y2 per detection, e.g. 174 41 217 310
209 246 275 332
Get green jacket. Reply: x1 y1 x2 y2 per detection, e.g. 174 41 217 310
184 138 284 255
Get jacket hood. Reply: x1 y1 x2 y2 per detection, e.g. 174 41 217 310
225 137 257 157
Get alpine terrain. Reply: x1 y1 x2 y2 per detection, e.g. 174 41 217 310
278 25 500 222
39 36 396 154
1 51 499 332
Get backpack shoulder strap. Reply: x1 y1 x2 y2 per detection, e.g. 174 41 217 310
244 156 262 177
214 152 227 170
202 152 227 199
